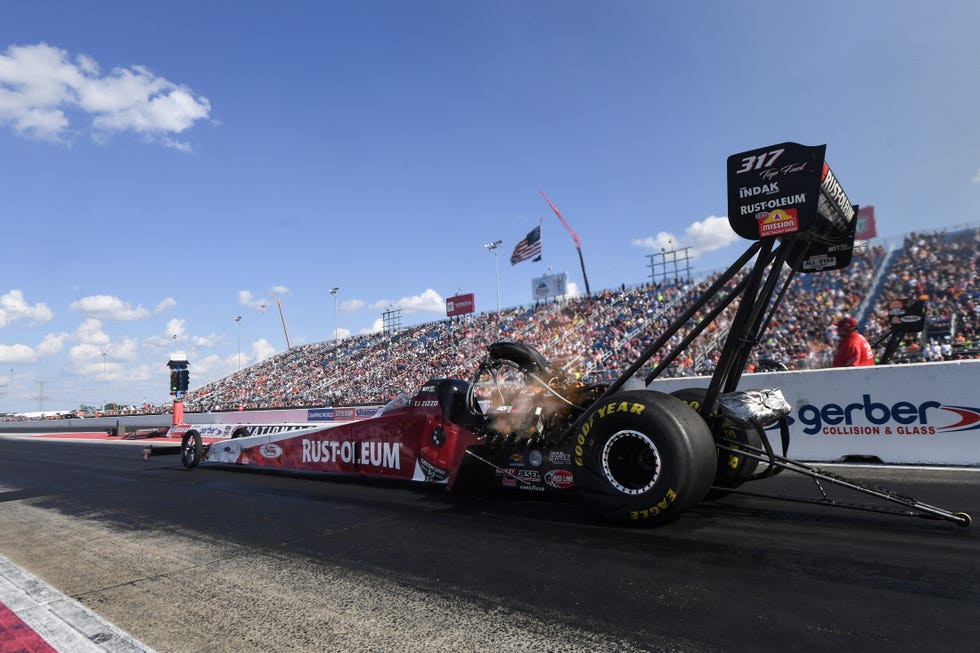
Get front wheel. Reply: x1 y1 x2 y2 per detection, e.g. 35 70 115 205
180 430 203 468
573 391 717 526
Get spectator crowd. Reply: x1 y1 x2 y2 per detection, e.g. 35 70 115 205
182 225 980 412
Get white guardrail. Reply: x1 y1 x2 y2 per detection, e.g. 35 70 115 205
650 359 980 465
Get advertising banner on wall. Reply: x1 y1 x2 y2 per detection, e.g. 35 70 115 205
651 359 980 465
532 272 567 300
856 205 877 239
446 293 475 317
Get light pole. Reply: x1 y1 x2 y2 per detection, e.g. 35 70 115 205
235 315 242 371
484 240 502 313
329 287 340 340
101 350 107 410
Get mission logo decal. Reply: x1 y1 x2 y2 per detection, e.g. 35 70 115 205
756 208 799 237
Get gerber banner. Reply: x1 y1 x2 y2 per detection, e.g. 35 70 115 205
651 359 980 465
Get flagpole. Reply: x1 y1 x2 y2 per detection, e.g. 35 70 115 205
270 293 292 349
540 191 591 296
484 240 502 313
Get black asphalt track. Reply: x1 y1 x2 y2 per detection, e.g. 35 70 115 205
1 435 977 652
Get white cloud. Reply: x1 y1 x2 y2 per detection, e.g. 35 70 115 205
340 299 364 312
144 318 186 348
0 330 69 363
166 318 187 342
36 333 68 356
67 333 138 377
192 333 224 348
563 281 581 299
75 318 110 345
0 42 211 148
155 297 176 313
110 337 139 361
362 319 384 335
251 338 277 363
0 343 39 363
368 288 444 315
70 295 150 321
973 168 980 183
238 290 269 312
0 290 54 327
68 343 106 375
269 285 289 295
632 215 739 260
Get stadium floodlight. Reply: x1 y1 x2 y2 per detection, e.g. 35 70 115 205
235 316 242 371
484 240 502 313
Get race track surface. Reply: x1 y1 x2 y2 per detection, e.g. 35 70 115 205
1 433 978 652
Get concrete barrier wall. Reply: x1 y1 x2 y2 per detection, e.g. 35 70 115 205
650 359 980 465
6 361 977 465
0 405 383 433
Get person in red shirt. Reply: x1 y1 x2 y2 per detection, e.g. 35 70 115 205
832 317 875 367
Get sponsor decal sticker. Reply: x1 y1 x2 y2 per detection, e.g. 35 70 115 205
259 443 282 459
301 439 402 469
508 452 525 467
528 450 543 467
308 408 334 421
739 193 808 216
546 451 572 465
779 394 980 436
756 208 799 237
738 182 780 198
545 469 574 489
518 484 545 493
802 254 837 271
417 456 449 482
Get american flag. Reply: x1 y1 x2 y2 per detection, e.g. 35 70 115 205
510 225 542 265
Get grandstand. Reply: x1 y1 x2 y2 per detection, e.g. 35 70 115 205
187 226 980 413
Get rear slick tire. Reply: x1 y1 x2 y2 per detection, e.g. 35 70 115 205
574 391 717 526
670 387 762 499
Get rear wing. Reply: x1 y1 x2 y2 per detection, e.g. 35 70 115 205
726 142 859 273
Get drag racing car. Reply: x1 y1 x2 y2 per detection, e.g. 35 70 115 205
148 142 971 528
153 338 970 528
156 341 737 525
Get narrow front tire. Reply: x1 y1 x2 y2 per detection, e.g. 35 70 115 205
180 430 202 468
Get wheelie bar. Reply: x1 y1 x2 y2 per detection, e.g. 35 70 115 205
714 441 972 527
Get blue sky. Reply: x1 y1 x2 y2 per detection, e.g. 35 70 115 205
2 0 978 413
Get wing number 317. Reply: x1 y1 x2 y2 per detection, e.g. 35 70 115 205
735 148 785 174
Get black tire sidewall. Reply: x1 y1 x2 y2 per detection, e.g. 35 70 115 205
574 391 716 525
670 387 761 490
180 430 202 468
